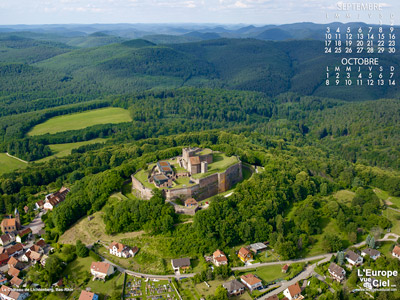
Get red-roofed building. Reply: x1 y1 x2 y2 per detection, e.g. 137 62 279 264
90 261 114 280
283 282 303 300
240 274 262 291
392 245 400 260
109 241 138 258
238 247 253 263
213 249 228 266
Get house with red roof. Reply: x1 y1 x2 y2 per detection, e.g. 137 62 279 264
212 249 228 266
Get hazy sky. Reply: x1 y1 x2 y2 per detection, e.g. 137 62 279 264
0 0 399 25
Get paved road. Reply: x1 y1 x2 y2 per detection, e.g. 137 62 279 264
257 254 332 300
231 254 332 271
353 233 400 248
26 211 45 235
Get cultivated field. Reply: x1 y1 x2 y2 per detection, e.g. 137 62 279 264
28 107 131 136
0 153 28 174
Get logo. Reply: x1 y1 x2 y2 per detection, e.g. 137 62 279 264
356 269 397 292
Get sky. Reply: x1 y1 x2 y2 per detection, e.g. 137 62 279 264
0 0 399 25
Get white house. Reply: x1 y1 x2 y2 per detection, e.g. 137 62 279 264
222 280 245 296
361 248 381 260
240 274 262 291
328 263 346 282
283 282 303 300
212 249 228 266
108 242 138 258
345 250 363 266
90 261 114 280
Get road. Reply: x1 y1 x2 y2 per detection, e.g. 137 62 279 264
258 255 332 300
232 254 332 271
26 211 45 235
352 233 400 248
6 153 28 164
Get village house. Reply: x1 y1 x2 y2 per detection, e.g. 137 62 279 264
0 210 21 234
265 295 279 300
43 187 70 210
10 277 22 288
79 290 99 300
16 228 32 243
35 200 44 210
328 262 346 282
212 249 228 266
7 267 20 278
282 264 289 273
90 261 114 281
0 253 9 267
238 247 253 263
392 245 400 259
0 276 8 286
23 250 42 264
109 241 138 258
29 244 44 254
171 258 191 273
283 282 303 300
35 239 47 250
345 250 363 266
249 243 267 254
222 279 245 296
240 274 262 291
6 244 24 258
361 248 381 260
40 255 49 267
184 198 198 207
0 285 28 300
0 234 15 247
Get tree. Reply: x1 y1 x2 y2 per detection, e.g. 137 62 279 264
214 285 228 300
366 234 372 245
369 237 375 249
76 240 89 257
337 251 345 265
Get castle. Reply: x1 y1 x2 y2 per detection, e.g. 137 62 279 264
132 148 243 202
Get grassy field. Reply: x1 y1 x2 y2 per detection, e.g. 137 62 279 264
192 153 239 179
59 204 144 245
0 153 27 174
384 209 400 235
333 190 355 206
306 218 350 257
28 107 131 136
37 138 106 162
65 256 125 300
134 165 155 189
374 188 400 207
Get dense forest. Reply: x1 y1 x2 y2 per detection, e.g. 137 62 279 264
0 28 400 300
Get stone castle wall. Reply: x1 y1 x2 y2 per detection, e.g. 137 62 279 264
131 171 153 200
132 160 243 201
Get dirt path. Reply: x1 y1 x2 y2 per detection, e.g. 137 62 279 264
6 153 28 164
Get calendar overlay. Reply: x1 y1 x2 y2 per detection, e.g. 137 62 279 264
325 25 396 87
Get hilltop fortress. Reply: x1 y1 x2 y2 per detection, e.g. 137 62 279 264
131 148 243 201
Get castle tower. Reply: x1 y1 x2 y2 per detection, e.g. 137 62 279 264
201 161 208 174
14 208 20 230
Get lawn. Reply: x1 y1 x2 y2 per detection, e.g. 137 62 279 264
63 256 124 300
383 209 400 235
28 107 131 136
37 138 106 162
192 153 239 179
0 153 27 174
134 166 155 189
374 188 400 207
